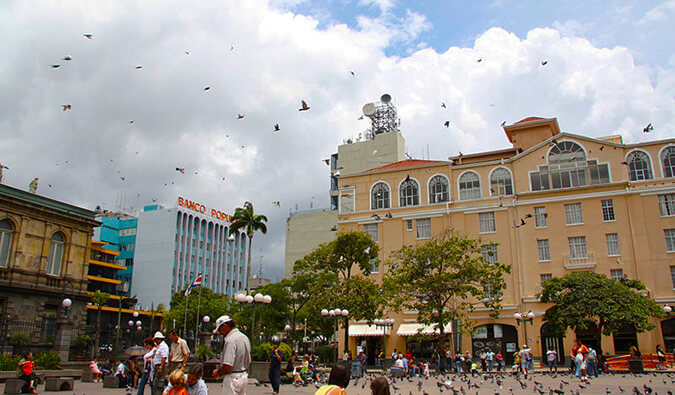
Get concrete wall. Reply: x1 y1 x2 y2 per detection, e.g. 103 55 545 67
337 131 406 177
284 210 338 278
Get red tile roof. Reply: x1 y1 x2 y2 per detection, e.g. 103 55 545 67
513 116 545 125
365 159 447 172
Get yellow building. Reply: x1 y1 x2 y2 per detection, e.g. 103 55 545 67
336 117 675 365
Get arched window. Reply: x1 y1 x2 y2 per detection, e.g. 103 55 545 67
548 141 587 188
46 232 65 275
490 168 513 196
399 178 419 207
626 150 653 181
0 219 13 268
459 172 481 200
429 175 449 203
662 146 675 178
371 182 390 210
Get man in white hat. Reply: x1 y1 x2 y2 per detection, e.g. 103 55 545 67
212 316 250 394
151 331 169 395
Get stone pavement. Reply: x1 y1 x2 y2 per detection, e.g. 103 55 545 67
3 371 675 394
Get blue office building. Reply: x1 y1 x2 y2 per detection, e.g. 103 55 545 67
93 212 138 295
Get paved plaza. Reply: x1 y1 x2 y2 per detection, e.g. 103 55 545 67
4 372 675 395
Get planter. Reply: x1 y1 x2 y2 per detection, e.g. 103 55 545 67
248 361 269 382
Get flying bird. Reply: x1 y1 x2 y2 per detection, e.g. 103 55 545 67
441 102 446 108
129 120 134 124
203 86 211 91
120 177 125 181
50 64 60 68
299 100 310 111
230 45 234 51
184 51 190 54
323 159 330 165
357 115 364 120
241 145 246 149
151 198 157 203
443 121 450 127
272 201 280 207
61 104 72 111
349 71 355 76
135 65 142 69
62 55 72 61
175 167 185 174
236 114 245 119
541 60 548 66
599 146 604 151
274 123 280 131
83 33 93 39
477 58 483 63
643 123 653 133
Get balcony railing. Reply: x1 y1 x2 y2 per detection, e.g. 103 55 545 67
564 252 596 269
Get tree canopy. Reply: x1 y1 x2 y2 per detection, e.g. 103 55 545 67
539 271 664 352
384 230 511 346
165 287 232 335
229 201 268 294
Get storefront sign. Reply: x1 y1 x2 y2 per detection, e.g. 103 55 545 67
177 196 232 222
472 326 488 339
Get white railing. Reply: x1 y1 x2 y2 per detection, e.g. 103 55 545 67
564 252 596 269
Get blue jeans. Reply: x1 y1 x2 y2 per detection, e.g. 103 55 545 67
487 360 493 372
587 361 598 377
435 359 440 372
137 371 149 395
269 368 281 393
455 361 462 373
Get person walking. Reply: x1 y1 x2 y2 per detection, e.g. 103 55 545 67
656 345 667 370
570 339 589 378
138 337 156 395
151 332 170 395
519 345 531 377
586 347 599 378
485 348 495 372
212 316 251 395
495 351 504 372
546 347 558 373
378 349 385 371
268 338 283 395
168 330 190 373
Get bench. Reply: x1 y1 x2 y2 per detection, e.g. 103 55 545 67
3 379 26 394
81 371 95 382
45 377 74 391
103 375 118 388
391 369 406 378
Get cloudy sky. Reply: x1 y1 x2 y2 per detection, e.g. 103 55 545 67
1 0 673 281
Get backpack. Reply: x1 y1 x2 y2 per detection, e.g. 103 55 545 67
587 351 596 362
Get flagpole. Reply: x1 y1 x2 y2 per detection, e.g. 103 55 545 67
194 283 203 348
183 290 189 337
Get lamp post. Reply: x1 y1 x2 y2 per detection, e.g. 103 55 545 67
373 318 394 369
514 311 535 346
664 305 672 318
321 308 349 359
234 292 271 345
61 298 72 318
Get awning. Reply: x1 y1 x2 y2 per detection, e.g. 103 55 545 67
348 325 384 337
396 323 452 336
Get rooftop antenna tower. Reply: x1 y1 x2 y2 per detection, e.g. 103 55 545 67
362 93 401 139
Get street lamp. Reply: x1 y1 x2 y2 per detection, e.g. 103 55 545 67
321 308 349 357
664 305 672 317
234 292 272 344
514 311 535 346
373 318 395 369
61 298 72 318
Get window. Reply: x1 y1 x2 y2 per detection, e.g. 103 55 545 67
534 207 547 228
364 223 378 242
406 220 413 231
370 258 379 274
371 182 390 210
47 232 65 275
540 273 552 284
610 269 624 281
429 175 449 203
490 168 513 196
671 266 675 288
479 212 496 233
658 194 675 216
0 219 13 267
530 141 610 191
537 239 551 261
459 172 481 200
481 244 498 265
662 146 675 178
416 218 431 239
399 178 420 207
626 151 653 181
665 229 675 253
564 203 584 225
601 199 615 221
340 192 354 214
606 233 620 256
568 236 588 259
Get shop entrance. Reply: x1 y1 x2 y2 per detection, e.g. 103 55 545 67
354 336 381 366
540 322 565 364
575 324 601 353
472 324 518 366
661 318 675 353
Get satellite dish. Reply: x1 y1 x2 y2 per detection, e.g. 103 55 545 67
380 94 391 103
362 103 376 116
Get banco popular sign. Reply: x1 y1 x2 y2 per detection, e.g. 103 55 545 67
177 196 232 223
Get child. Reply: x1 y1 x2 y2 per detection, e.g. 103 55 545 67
89 357 103 383
422 361 430 378
165 369 189 395
470 362 480 377
575 352 587 382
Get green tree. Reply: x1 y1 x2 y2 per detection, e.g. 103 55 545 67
165 287 232 337
384 230 511 354
298 231 380 351
91 290 110 356
229 201 268 295
231 282 291 344
538 271 664 354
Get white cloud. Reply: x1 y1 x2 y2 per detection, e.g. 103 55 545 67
639 0 675 24
0 1 673 281
358 0 396 13
551 20 588 37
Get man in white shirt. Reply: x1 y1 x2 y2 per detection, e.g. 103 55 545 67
212 316 250 395
151 331 170 395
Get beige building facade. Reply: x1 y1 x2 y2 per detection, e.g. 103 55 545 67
336 117 675 365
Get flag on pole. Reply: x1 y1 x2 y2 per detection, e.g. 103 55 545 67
184 275 203 297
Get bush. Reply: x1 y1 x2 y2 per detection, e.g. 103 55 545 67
194 345 215 361
251 342 293 362
315 344 337 365
34 350 61 370
9 333 30 347
0 355 21 371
